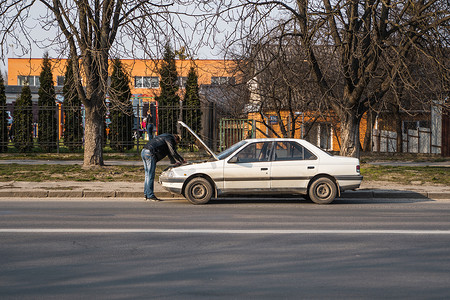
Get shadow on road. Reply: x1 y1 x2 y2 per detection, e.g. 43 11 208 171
204 191 434 205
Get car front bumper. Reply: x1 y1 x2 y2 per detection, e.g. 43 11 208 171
159 174 184 195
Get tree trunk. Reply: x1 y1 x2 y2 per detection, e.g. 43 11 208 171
339 112 360 158
362 110 373 152
83 105 104 167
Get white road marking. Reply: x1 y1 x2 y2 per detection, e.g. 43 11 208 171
1 229 450 234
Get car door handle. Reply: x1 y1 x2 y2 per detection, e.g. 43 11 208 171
261 168 268 171
307 166 315 169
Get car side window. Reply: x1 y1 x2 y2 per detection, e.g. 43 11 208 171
274 142 317 161
233 142 273 163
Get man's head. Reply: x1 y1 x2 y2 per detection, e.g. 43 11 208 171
173 134 182 144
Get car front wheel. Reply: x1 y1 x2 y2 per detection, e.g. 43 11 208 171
184 177 213 205
308 177 337 204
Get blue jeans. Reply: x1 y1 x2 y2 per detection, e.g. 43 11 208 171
146 124 153 139
141 149 156 198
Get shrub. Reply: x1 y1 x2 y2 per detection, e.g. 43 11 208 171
38 53 58 151
155 43 180 134
109 59 134 151
0 73 7 152
13 85 33 152
63 58 84 151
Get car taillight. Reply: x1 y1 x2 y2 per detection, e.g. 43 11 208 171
356 165 360 173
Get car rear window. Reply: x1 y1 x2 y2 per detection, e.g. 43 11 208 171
274 141 317 161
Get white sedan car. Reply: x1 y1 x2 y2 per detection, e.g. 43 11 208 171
159 122 362 205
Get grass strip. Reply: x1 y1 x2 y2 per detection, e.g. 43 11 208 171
361 165 449 186
0 163 448 186
0 164 168 182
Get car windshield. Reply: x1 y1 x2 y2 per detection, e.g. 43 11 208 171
217 140 247 160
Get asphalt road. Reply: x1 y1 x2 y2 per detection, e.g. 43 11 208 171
1 197 450 299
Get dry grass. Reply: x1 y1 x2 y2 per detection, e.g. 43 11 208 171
361 164 449 186
0 151 448 185
0 164 168 182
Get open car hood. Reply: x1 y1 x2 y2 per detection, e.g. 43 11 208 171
178 121 219 161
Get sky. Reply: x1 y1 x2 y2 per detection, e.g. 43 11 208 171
0 1 232 76
1 0 291 78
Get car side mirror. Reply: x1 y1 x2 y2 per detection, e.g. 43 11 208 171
228 156 238 163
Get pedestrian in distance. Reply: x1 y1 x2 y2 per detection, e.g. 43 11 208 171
141 117 147 137
141 133 186 202
146 110 154 140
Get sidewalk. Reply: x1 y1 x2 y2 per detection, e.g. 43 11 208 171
0 180 176 199
0 159 449 200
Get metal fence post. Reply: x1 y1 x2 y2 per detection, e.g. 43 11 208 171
56 104 60 154
252 119 256 138
136 103 140 154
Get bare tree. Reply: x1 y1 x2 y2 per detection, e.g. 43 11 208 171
237 36 328 139
202 0 449 157
0 0 194 166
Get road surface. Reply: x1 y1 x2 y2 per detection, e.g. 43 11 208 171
1 197 450 299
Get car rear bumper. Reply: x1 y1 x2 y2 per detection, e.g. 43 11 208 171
336 175 363 190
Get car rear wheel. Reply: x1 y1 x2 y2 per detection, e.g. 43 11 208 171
308 177 337 204
184 177 213 205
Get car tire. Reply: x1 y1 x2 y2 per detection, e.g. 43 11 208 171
184 177 213 205
308 177 337 204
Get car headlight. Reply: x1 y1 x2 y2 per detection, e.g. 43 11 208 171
167 169 175 178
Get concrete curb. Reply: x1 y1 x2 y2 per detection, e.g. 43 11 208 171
0 190 179 199
0 190 448 200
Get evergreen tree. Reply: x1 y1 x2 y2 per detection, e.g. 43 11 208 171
37 53 58 151
13 85 33 152
183 65 202 145
0 72 8 152
109 59 133 152
155 43 180 134
63 58 84 151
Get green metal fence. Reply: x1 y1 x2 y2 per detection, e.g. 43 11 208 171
219 119 255 151
0 103 215 154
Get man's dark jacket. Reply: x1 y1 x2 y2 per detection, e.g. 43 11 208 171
143 133 184 163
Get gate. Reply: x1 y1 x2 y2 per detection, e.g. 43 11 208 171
219 119 255 151
443 107 450 157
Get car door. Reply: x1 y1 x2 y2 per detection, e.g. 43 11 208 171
270 141 318 192
223 141 273 192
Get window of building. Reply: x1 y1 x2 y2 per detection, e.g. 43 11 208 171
56 76 65 86
403 120 431 134
177 76 188 87
17 75 40 86
211 76 235 85
319 123 332 150
303 122 332 151
134 76 159 88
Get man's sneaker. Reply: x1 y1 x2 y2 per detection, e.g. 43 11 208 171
147 196 161 202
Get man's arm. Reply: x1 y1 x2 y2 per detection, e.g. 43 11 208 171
165 139 185 164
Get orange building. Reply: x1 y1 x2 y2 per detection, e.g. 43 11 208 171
7 57 237 102
6 57 238 141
